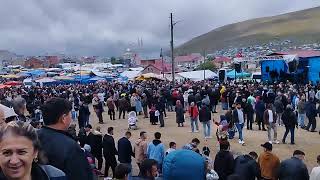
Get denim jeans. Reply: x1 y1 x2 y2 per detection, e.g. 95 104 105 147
202 121 211 137
283 127 295 144
235 123 244 141
184 101 189 111
298 113 305 127
212 104 217 112
122 163 132 180
222 102 228 110
190 117 199 132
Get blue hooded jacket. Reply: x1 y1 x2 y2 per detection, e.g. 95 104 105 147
147 139 165 165
162 150 206 180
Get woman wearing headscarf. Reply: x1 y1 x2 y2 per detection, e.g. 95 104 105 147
175 100 185 127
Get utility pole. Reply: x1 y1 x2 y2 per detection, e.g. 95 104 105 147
203 49 206 81
170 13 175 85
160 48 164 78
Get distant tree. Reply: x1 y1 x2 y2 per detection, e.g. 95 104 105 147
110 57 117 64
207 56 214 61
197 60 217 71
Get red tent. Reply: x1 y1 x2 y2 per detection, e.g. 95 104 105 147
4 81 22 86
0 84 12 89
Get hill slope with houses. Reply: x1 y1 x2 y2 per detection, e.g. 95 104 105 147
175 6 320 55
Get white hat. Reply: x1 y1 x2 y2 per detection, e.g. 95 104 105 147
84 144 91 152
0 104 18 119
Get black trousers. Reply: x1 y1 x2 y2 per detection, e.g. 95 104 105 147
108 109 115 120
96 110 103 123
247 113 254 130
119 109 126 119
306 116 316 131
94 154 103 170
159 112 164 127
257 114 265 130
104 160 117 177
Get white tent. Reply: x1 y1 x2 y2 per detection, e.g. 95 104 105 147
35 77 56 83
91 71 112 77
177 70 217 81
120 70 142 80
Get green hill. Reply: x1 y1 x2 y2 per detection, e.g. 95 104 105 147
175 6 320 55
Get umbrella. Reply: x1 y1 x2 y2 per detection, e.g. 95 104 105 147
4 81 22 86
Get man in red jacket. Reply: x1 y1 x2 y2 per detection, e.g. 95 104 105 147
188 102 199 133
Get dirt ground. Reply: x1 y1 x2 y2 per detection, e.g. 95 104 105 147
86 105 320 177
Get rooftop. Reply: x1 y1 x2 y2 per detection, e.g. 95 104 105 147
273 50 320 58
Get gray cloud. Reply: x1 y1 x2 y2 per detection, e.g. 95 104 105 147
0 0 319 57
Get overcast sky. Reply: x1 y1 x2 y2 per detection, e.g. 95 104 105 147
0 0 319 57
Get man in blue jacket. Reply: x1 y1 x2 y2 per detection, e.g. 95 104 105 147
278 150 309 180
147 132 165 173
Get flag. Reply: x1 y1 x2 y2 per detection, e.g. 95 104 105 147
160 48 163 57
236 52 243 58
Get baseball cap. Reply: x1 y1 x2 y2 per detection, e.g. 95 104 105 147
261 142 272 151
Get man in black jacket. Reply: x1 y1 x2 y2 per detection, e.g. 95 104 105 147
305 97 317 132
199 102 212 138
103 127 118 178
282 105 298 144
38 97 93 180
233 151 261 180
118 131 134 177
214 140 234 180
243 98 254 130
87 126 103 171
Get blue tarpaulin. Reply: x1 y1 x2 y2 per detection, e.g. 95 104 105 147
25 70 46 77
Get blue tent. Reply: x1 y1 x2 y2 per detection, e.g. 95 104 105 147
227 69 251 79
25 70 46 77
261 60 287 81
83 76 106 84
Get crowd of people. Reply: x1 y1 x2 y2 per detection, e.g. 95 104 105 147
0 80 319 179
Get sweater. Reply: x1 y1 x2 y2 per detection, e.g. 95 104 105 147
258 151 280 180
310 166 320 180
134 138 148 164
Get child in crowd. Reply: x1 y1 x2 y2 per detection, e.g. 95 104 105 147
310 155 320 180
81 144 99 180
149 105 158 125
166 142 177 155
202 146 214 170
34 106 43 122
215 115 229 143
128 111 138 130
